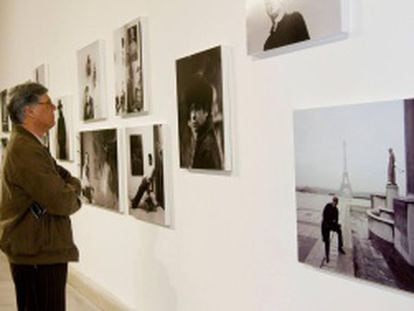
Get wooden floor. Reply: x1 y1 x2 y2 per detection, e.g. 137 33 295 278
0 252 101 311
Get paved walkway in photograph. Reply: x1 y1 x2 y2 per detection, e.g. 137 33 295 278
297 198 354 276
298 193 414 293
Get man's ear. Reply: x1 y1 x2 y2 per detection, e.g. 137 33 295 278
23 105 36 119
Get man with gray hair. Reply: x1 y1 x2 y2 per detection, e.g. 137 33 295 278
0 82 81 311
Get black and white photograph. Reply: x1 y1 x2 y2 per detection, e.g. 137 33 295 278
126 124 166 226
114 18 147 116
34 63 49 87
0 137 8 162
77 40 107 122
0 89 9 133
176 46 231 171
246 0 347 55
51 96 73 161
34 63 51 148
294 99 414 293
80 128 119 211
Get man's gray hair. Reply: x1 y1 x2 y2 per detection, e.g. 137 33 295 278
8 82 48 124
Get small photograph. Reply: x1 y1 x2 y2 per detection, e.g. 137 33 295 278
52 96 74 161
126 124 166 226
176 46 231 171
114 18 147 116
80 128 119 211
0 89 10 133
77 40 107 122
34 63 49 87
0 137 8 162
246 0 347 55
34 63 50 147
294 99 414 293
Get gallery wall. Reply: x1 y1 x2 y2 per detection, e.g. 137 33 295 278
1 0 414 310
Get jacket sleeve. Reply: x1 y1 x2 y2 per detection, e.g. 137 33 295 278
55 162 82 196
13 146 81 216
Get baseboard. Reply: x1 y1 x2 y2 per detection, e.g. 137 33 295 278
68 265 130 311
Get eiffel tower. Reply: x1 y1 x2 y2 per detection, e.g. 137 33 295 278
339 141 353 197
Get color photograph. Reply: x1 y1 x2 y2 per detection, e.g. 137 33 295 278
294 99 414 293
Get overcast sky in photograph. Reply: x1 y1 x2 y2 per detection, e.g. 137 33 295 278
294 100 406 194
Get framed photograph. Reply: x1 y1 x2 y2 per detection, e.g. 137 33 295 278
175 46 231 171
34 63 50 147
0 89 10 133
114 17 148 116
0 137 8 162
80 128 120 212
246 0 348 56
77 40 107 122
294 99 414 294
125 124 167 226
50 96 74 162
34 63 49 87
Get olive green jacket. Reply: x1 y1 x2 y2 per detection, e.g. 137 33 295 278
0 125 81 264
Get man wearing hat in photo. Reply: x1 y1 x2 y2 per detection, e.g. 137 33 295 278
186 77 222 170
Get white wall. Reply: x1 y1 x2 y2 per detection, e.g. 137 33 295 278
1 0 414 310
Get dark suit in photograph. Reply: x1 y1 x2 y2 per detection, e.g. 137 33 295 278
264 12 310 50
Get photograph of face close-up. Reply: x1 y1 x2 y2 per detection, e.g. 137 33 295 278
176 46 230 171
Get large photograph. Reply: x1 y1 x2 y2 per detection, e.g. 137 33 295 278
77 40 107 122
52 96 74 161
80 129 119 211
294 99 414 293
114 18 147 116
246 0 347 55
126 124 166 226
0 89 9 133
176 46 231 171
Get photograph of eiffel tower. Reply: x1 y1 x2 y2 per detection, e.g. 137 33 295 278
294 99 414 294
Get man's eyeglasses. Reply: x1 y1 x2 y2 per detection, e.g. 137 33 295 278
37 99 54 106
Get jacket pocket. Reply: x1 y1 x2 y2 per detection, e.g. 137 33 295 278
42 216 75 252
8 213 45 256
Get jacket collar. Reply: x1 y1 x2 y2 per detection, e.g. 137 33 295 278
12 124 45 147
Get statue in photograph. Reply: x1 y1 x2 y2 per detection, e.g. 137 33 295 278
86 55 92 77
81 151 94 203
263 0 310 51
83 86 94 120
186 77 222 170
388 148 396 185
56 100 67 160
